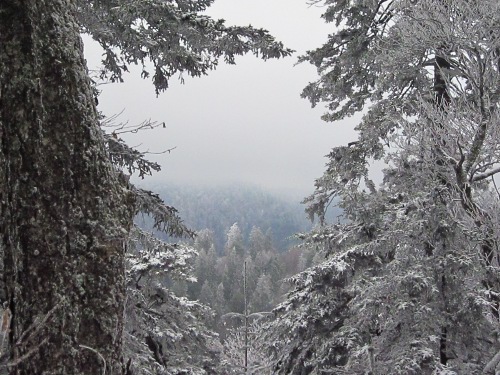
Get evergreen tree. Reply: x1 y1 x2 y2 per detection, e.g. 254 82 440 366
225 223 245 257
0 1 132 372
125 229 220 374
215 282 227 317
194 229 216 254
189 242 219 301
250 274 274 313
270 0 500 373
222 251 245 314
249 226 267 259
244 256 259 305
220 320 273 374
205 244 219 284
199 280 216 308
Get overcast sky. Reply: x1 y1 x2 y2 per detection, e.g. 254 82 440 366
83 0 359 199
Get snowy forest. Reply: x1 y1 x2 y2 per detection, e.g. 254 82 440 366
0 0 500 374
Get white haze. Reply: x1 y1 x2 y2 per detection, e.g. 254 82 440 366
83 0 360 199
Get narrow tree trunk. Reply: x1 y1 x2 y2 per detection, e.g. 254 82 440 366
433 48 451 368
433 54 451 108
0 0 133 373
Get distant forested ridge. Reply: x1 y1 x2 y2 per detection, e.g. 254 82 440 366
137 183 320 252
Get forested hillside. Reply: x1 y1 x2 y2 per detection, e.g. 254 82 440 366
138 183 315 251
2 0 500 374
165 220 319 373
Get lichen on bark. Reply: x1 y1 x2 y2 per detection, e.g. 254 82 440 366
0 0 134 373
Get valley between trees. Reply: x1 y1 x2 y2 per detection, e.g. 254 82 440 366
1 0 500 374
131 184 320 372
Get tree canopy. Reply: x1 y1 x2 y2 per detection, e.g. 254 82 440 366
269 0 500 373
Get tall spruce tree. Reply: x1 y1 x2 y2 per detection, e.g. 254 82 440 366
269 0 500 373
0 0 133 372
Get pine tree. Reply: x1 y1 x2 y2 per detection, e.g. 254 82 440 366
215 282 227 317
195 229 217 254
250 274 274 313
270 0 500 373
220 320 273 374
125 228 221 374
0 1 133 372
199 280 216 308
225 223 245 257
249 226 267 259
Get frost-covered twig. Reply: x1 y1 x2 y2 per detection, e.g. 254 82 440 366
0 306 11 355
15 303 61 347
102 116 163 136
80 345 107 375
483 349 500 374
8 337 49 368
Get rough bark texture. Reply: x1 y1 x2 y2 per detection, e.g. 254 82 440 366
0 0 133 373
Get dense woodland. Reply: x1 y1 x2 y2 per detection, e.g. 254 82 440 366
0 0 500 374
139 183 313 251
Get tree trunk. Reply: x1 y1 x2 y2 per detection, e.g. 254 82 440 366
433 46 451 368
0 0 133 373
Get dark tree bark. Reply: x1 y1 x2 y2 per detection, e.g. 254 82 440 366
0 0 133 373
433 51 451 368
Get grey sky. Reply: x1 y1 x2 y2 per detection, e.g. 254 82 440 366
83 0 359 198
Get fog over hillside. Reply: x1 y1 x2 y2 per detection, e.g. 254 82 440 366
136 182 320 252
